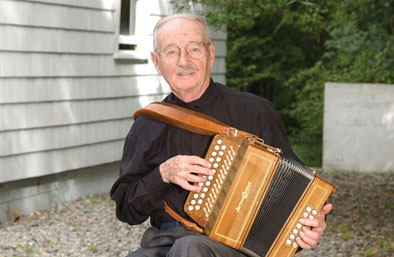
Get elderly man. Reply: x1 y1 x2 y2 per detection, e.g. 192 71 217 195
110 13 332 257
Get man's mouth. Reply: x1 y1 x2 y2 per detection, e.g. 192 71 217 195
177 71 195 76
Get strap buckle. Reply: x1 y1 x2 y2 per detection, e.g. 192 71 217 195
225 127 238 136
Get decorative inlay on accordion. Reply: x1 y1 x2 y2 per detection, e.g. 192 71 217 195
184 134 336 257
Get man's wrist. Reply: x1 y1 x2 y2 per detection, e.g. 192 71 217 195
159 163 170 183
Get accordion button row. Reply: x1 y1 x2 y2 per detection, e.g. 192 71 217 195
186 138 234 215
285 205 318 248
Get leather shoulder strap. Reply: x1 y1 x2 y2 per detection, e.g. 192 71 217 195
163 201 204 233
133 102 254 137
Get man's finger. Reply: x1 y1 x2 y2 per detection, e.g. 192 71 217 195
184 155 212 168
320 203 333 216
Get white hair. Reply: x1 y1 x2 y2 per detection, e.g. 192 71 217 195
152 13 211 50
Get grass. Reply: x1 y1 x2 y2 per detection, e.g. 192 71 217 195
43 235 51 244
88 243 98 253
364 247 375 256
21 245 39 257
289 141 322 167
90 197 100 204
326 222 354 241
377 238 393 251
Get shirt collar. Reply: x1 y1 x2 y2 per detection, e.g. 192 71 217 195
167 78 218 112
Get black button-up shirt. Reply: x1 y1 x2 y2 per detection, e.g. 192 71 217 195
110 79 300 228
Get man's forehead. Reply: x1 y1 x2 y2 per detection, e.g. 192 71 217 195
155 18 207 48
157 33 206 48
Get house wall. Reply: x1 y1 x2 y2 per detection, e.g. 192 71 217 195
323 82 394 173
0 0 227 221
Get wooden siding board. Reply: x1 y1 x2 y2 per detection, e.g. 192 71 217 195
0 76 171 104
0 140 124 183
0 0 115 32
0 53 226 77
26 0 114 10
0 119 132 156
0 95 166 131
0 25 115 54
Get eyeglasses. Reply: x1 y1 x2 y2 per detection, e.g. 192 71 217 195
156 42 209 64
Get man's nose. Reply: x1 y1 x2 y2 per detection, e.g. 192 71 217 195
177 49 191 66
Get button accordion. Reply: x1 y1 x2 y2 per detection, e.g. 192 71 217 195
184 134 336 257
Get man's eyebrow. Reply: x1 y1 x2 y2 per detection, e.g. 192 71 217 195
162 41 203 49
163 44 178 48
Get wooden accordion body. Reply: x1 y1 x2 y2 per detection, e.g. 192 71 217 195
184 134 336 257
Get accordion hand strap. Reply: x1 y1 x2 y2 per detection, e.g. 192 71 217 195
164 201 203 234
133 102 254 137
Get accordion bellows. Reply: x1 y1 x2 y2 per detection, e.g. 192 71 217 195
184 135 336 257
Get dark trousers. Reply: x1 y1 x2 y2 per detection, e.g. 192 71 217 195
128 223 248 257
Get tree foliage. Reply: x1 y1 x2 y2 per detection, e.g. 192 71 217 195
173 0 394 165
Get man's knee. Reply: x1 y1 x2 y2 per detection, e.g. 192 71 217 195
168 235 215 257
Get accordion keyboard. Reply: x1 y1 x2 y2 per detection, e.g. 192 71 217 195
185 135 245 227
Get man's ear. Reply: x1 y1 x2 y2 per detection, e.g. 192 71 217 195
151 51 162 75
209 43 215 68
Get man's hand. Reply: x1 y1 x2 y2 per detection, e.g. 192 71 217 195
159 155 214 192
296 203 333 249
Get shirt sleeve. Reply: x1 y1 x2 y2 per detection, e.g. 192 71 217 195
110 117 168 225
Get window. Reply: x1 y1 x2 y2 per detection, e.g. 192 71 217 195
114 0 147 61
119 0 136 50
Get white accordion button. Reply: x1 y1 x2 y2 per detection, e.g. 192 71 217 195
205 181 211 186
290 234 295 240
309 215 314 219
216 157 221 162
293 229 298 234
203 187 208 192
221 145 227 150
303 212 308 218
217 139 223 144
214 145 220 151
193 193 199 199
209 157 214 162
211 151 217 156
286 239 291 245
306 206 312 212
188 206 194 211
208 175 213 180
191 200 196 205
199 182 204 187
198 199 203 204
312 209 318 216
219 151 224 156
195 205 200 211
292 242 298 248
296 223 302 229
213 163 219 168
200 193 206 198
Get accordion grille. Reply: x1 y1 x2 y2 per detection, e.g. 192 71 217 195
243 157 313 256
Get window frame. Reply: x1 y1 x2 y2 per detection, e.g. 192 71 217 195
113 0 147 62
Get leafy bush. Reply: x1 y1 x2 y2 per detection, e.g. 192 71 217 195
173 0 394 165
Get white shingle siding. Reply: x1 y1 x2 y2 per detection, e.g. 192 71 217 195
0 0 226 185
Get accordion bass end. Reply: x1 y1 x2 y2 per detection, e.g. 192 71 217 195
184 134 336 257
